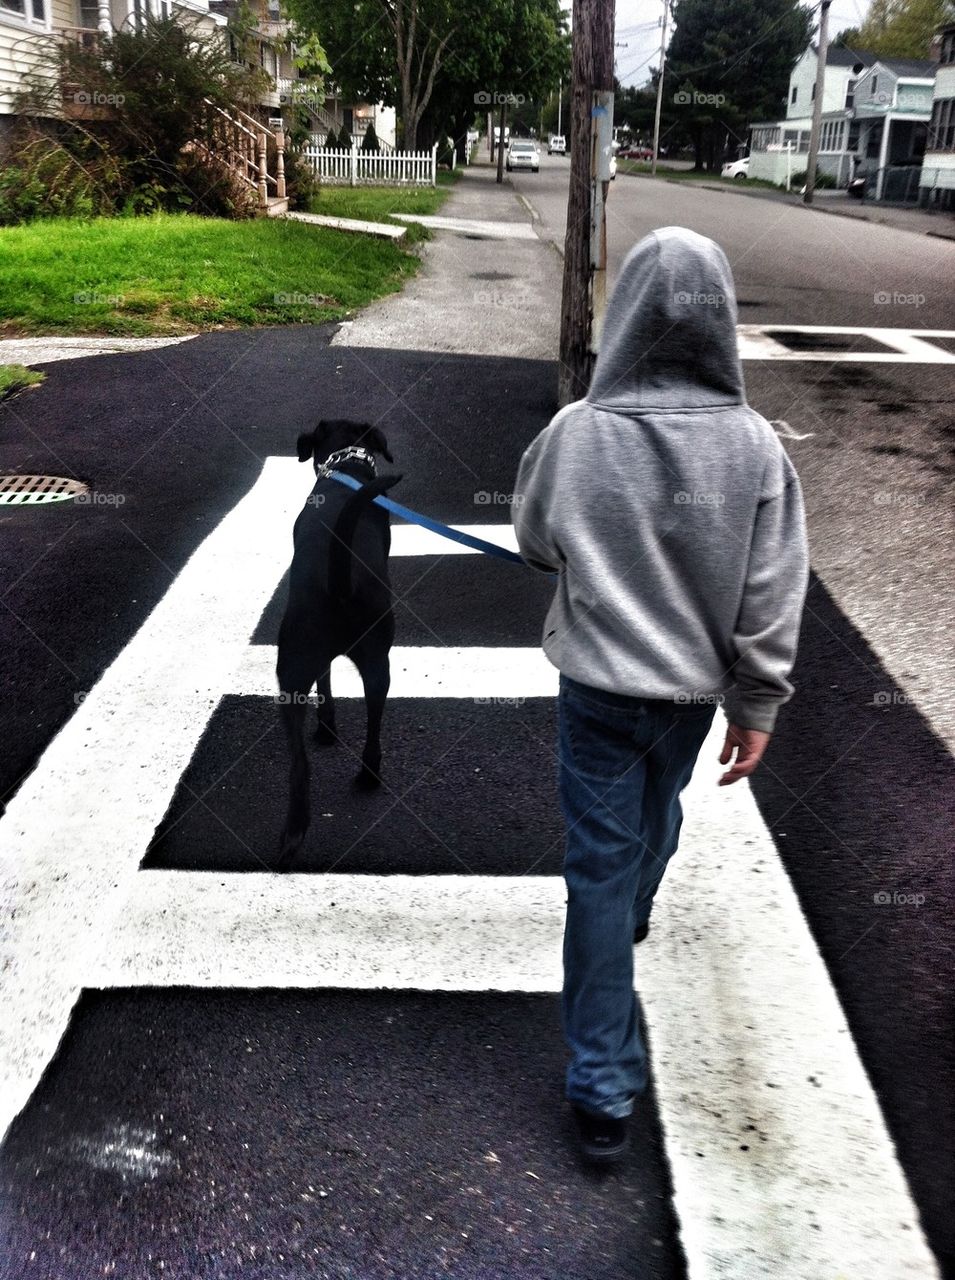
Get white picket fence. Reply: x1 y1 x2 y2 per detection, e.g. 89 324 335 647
303 143 438 187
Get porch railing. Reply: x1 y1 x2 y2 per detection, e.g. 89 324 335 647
197 99 286 210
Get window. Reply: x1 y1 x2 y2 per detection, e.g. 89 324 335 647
752 126 780 151
847 120 860 150
820 120 845 152
929 98 955 151
1 0 45 23
939 30 955 65
78 0 97 24
791 86 798 105
845 79 856 109
871 75 878 96
811 81 816 101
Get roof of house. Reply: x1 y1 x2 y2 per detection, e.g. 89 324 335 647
873 57 938 78
824 44 879 69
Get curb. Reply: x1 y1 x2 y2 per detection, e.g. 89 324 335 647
621 171 955 241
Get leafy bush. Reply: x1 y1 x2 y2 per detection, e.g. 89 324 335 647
10 14 268 220
791 169 838 190
0 135 120 224
282 146 319 209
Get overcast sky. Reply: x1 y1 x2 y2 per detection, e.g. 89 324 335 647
612 0 874 90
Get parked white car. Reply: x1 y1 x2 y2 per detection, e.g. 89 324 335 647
721 156 750 179
506 140 541 173
548 134 566 155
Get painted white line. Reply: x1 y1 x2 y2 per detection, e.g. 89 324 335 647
390 522 520 556
90 874 565 991
392 213 538 240
0 458 305 1144
239 645 556 699
738 324 955 363
0 335 197 367
93 715 939 1279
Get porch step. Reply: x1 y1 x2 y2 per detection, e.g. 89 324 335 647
264 197 289 217
283 210 408 240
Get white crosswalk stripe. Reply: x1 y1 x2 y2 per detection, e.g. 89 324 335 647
0 458 940 1278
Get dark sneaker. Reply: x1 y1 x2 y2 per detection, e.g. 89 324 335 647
633 920 650 945
571 1105 629 1164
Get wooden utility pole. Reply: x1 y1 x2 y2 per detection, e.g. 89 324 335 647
651 0 669 177
803 0 831 205
557 0 614 406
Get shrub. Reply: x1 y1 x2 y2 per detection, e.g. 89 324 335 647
10 14 268 220
282 146 319 209
337 126 353 151
791 169 838 190
324 126 339 150
360 123 380 153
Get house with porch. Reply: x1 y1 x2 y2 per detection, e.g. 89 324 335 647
747 42 937 199
0 0 395 155
209 0 396 148
748 44 877 188
851 56 936 200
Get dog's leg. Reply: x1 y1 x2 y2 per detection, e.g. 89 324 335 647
276 653 316 869
353 649 390 790
314 665 337 746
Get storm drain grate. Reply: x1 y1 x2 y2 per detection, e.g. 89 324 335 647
0 474 89 505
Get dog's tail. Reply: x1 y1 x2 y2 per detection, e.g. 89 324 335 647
328 474 402 600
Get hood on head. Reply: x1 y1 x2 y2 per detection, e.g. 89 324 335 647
587 227 744 413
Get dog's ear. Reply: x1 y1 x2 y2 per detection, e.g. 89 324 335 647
296 431 315 463
363 425 394 463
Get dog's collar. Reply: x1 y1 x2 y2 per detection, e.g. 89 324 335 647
315 446 377 478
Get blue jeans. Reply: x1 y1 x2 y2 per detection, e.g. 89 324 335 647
558 675 715 1118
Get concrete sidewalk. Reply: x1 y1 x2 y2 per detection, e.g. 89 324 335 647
332 160 562 359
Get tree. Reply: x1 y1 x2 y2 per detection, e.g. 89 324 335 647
285 0 568 151
837 0 955 59
285 0 454 148
666 0 813 171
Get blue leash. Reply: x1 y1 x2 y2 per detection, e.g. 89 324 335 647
328 470 531 569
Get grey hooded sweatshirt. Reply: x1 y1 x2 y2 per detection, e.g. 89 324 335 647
512 226 809 734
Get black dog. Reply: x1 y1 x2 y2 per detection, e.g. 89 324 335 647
276 420 401 866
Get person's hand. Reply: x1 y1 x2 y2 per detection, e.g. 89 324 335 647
718 724 771 786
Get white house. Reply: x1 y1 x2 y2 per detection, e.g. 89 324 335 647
748 42 937 199
748 44 877 187
921 22 955 209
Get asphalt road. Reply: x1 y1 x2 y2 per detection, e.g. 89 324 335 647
0 162 953 1279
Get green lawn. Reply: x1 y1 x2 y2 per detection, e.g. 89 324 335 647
0 363 45 400
307 169 457 223
0 207 436 337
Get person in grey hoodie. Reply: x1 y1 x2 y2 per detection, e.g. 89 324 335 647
512 226 809 1164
